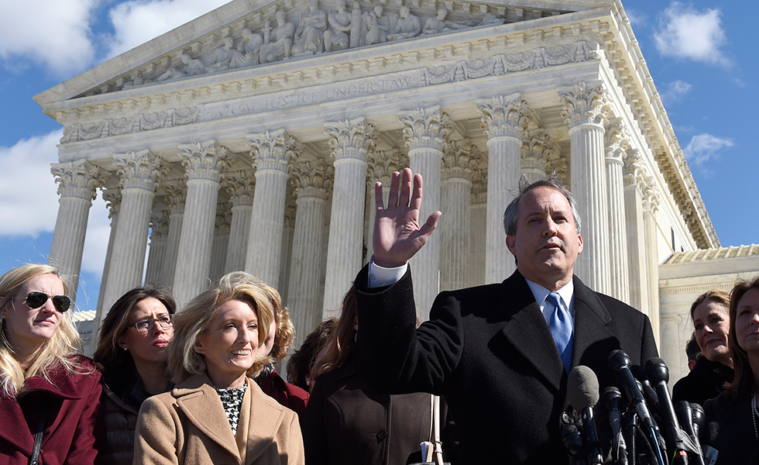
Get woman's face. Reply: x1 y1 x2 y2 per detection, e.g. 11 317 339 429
196 299 259 388
734 288 759 356
693 300 731 365
119 297 173 367
4 274 66 356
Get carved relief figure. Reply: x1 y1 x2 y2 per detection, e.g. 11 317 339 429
481 13 505 26
123 73 144 89
292 0 327 55
324 0 351 52
423 8 475 35
349 2 364 48
387 6 421 41
260 9 295 63
230 28 263 68
364 6 390 45
205 37 236 73
154 53 205 82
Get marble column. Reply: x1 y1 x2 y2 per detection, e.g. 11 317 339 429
399 107 449 320
144 210 169 285
477 94 529 284
366 148 407 261
210 202 231 283
624 150 650 312
96 189 121 317
288 159 333 340
278 199 296 302
468 167 487 288
559 82 611 294
644 181 662 347
225 170 255 273
323 118 376 312
173 140 230 307
162 180 186 288
440 140 478 292
604 119 631 303
245 130 298 288
521 130 556 183
100 150 168 319
49 159 109 300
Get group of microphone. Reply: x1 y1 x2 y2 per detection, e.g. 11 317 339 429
562 350 719 465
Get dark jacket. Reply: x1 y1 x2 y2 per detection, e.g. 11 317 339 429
672 357 734 406
303 355 451 465
702 393 759 464
355 267 658 465
256 367 309 420
0 355 103 464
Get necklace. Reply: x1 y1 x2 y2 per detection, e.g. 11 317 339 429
752 395 759 440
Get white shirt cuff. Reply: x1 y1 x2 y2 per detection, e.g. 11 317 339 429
368 258 407 288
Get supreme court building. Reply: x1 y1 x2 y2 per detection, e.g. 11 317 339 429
36 0 759 382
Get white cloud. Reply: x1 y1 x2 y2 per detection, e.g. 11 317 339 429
625 9 647 27
684 133 733 166
105 0 231 59
661 80 693 104
653 2 728 66
0 0 97 76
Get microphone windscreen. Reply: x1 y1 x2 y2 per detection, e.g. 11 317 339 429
568 365 600 410
645 357 670 384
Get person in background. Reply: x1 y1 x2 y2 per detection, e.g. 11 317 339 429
135 273 304 464
673 289 735 405
287 317 338 392
0 264 102 464
304 284 453 465
686 333 701 371
93 286 176 465
702 276 759 464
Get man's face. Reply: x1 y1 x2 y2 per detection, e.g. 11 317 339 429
506 186 583 289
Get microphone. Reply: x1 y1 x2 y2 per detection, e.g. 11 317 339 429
608 350 665 465
631 365 660 413
675 401 704 465
644 357 684 461
568 366 604 465
601 386 628 465
690 403 705 441
561 423 587 465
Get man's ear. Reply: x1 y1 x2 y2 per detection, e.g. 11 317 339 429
577 234 583 254
506 235 516 255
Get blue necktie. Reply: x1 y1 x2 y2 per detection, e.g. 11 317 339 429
546 292 573 372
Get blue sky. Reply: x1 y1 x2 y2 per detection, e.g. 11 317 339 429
0 0 756 311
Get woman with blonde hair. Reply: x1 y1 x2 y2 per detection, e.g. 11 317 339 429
135 272 304 465
0 264 102 464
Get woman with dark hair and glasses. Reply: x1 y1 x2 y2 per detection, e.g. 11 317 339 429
93 286 176 465
0 264 103 464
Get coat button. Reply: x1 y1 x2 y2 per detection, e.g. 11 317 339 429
376 430 388 441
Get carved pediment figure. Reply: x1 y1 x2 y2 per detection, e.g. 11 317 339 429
292 0 327 55
205 36 236 73
387 6 421 41
363 5 390 45
154 52 204 82
481 13 505 26
230 28 264 68
324 0 351 52
350 2 365 48
260 9 295 63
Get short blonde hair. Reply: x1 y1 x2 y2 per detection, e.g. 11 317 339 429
0 264 83 397
168 278 274 385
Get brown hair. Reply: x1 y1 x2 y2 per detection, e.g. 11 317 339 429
725 276 759 400
690 288 730 321
310 285 358 380
286 317 338 391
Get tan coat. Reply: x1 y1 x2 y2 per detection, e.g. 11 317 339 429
134 373 304 465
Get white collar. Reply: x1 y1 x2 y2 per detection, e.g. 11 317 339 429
524 277 575 318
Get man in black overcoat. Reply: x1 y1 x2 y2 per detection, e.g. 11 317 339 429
354 169 658 464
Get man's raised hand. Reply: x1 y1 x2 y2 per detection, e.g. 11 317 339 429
372 168 441 268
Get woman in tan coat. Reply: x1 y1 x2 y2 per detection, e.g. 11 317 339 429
134 273 304 465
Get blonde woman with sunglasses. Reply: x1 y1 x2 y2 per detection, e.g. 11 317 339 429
0 264 103 464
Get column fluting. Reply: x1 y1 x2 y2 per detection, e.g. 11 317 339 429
604 119 631 303
225 170 255 273
210 202 231 283
161 180 186 288
144 210 169 285
623 150 650 312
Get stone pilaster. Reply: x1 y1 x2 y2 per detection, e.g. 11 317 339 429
477 94 530 284
161 180 186 287
210 202 231 283
49 159 109 300
323 117 376 312
173 140 230 307
559 82 611 294
399 106 449 320
366 148 407 261
521 130 557 183
245 130 298 288
288 159 333 339
469 166 487 288
225 170 255 273
145 210 169 285
100 150 168 319
604 118 631 303
96 189 121 315
643 180 661 347
624 150 650 312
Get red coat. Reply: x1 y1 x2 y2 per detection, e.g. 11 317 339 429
0 355 104 464
260 369 309 420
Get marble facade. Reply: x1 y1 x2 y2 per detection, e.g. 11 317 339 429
38 0 726 372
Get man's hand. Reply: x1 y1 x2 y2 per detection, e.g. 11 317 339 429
372 168 441 268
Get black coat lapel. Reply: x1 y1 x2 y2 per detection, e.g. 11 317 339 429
571 276 616 370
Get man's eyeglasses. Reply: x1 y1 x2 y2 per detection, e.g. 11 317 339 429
24 292 72 313
129 315 174 333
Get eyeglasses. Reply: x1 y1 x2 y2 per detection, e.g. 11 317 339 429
24 292 71 313
129 315 174 333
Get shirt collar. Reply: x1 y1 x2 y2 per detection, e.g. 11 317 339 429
524 277 575 317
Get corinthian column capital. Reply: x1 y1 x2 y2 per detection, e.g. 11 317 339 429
164 179 187 214
559 82 610 129
225 170 256 207
605 118 631 164
442 139 482 181
623 149 650 190
477 93 532 140
367 149 408 185
292 159 334 200
324 117 378 163
399 106 451 152
178 140 230 182
51 159 110 201
521 130 558 173
246 129 299 173
643 180 661 214
113 149 169 192
215 202 232 235
102 188 122 219
150 210 170 241
470 166 488 205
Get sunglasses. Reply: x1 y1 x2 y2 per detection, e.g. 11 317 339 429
24 292 72 313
